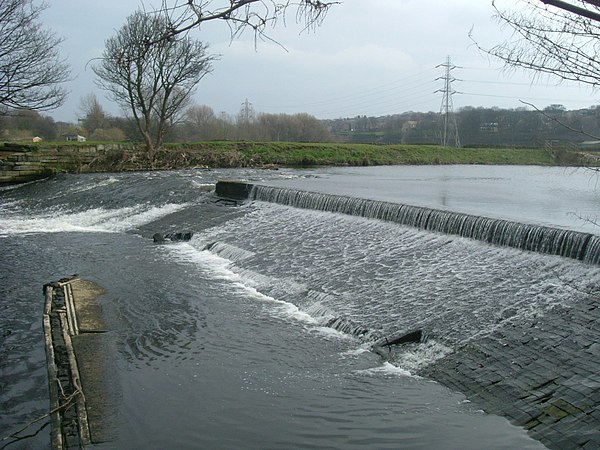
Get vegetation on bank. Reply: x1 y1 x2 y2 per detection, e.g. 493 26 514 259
152 141 561 167
69 141 589 170
3 141 595 177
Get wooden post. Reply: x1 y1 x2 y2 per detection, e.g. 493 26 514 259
58 311 91 446
42 285 64 450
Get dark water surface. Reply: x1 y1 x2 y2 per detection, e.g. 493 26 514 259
3 166 595 448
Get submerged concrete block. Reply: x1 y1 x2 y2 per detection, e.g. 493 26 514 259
215 180 253 200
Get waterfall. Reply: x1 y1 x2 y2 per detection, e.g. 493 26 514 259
249 185 600 264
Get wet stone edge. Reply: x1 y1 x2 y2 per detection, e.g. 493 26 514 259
418 297 600 450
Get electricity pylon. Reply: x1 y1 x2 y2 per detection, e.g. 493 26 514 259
239 98 255 123
436 56 461 148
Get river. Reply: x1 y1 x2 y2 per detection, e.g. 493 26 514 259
3 165 597 449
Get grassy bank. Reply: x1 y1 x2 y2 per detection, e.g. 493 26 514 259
2 141 588 178
149 142 562 168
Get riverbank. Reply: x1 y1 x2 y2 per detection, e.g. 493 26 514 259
0 140 590 185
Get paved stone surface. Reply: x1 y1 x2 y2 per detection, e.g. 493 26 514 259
71 278 107 333
420 295 600 449
72 333 118 444
69 279 117 444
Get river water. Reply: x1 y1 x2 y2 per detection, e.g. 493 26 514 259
2 165 597 449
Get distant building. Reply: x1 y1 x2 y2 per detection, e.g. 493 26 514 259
402 121 418 131
64 134 86 142
480 122 499 133
580 140 600 150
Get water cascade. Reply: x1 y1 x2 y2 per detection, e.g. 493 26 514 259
249 185 600 264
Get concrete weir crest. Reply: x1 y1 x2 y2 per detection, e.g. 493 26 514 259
216 180 600 264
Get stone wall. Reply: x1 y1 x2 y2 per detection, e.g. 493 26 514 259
0 144 136 184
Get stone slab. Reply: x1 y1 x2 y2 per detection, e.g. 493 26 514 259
70 279 107 332
419 295 600 450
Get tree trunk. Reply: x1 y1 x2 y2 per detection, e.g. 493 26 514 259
142 131 157 162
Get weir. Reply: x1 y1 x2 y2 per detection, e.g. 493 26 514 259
215 179 600 449
216 180 600 265
4 171 597 448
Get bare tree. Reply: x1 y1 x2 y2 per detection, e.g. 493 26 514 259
476 0 600 88
79 93 108 136
536 0 600 22
0 0 69 112
93 11 217 160
182 104 220 139
155 0 338 43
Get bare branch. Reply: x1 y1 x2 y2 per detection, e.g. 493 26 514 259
539 0 600 22
519 100 600 140
473 1 600 89
153 0 338 44
0 0 69 112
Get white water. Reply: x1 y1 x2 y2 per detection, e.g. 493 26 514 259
199 202 599 350
250 184 599 263
0 202 188 235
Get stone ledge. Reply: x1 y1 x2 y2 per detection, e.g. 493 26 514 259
43 276 111 448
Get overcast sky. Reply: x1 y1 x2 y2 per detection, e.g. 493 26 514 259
43 0 597 122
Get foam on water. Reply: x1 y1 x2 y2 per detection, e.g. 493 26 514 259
165 243 319 326
387 340 453 372
189 181 216 189
194 200 600 377
0 202 188 235
181 241 415 371
188 232 462 375
309 325 355 340
250 185 600 263
204 241 256 262
354 362 415 378
66 176 120 194
341 346 372 357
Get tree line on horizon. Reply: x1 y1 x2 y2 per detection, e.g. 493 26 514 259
3 101 600 149
3 0 600 153
327 104 600 148
0 97 334 144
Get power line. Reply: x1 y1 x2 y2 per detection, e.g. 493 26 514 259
247 65 596 119
460 91 597 105
254 68 435 111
